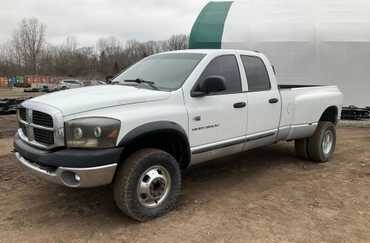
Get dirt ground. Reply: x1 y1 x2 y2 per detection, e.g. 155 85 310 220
0 115 17 140
0 114 370 243
0 88 43 99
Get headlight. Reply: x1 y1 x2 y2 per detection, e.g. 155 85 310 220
65 117 120 148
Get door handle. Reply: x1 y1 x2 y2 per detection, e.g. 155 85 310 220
233 102 246 108
269 98 279 104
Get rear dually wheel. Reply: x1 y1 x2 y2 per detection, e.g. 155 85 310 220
295 121 336 163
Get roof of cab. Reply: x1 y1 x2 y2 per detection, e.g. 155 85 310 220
160 49 260 55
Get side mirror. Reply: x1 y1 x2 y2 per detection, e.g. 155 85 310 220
191 76 226 97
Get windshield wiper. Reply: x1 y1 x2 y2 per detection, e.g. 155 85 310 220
124 78 159 90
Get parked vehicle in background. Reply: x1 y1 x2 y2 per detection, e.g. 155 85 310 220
14 49 343 221
58 79 83 89
341 106 370 120
14 83 31 88
0 98 24 114
24 87 41 93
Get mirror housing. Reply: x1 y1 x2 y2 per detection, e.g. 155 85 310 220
191 76 226 97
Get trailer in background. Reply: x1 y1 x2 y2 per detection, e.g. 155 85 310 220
189 1 370 108
341 106 370 120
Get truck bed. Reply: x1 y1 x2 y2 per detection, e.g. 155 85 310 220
277 84 343 141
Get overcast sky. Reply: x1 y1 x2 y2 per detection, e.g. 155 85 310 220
0 0 209 46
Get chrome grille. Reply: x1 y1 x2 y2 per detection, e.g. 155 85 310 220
17 103 64 149
34 128 54 145
32 110 53 127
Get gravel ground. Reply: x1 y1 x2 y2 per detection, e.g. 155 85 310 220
339 119 370 128
0 115 370 243
0 88 43 99
0 114 17 139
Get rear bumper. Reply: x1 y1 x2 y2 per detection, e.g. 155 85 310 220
14 133 123 188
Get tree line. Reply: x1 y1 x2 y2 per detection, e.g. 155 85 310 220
0 18 188 79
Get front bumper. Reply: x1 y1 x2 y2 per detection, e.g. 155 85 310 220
14 133 123 188
15 152 117 188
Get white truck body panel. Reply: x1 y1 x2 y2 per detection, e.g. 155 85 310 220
60 88 188 147
244 52 281 137
31 85 171 116
278 85 343 141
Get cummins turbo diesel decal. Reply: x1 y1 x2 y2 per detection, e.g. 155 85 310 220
192 123 220 131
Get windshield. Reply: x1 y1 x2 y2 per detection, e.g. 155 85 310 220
113 53 206 91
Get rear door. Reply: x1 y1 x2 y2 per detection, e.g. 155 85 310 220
240 55 280 143
185 55 248 148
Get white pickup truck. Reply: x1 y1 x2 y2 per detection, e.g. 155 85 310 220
14 49 343 221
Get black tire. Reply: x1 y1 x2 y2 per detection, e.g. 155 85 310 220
307 121 336 163
113 148 181 221
295 138 310 160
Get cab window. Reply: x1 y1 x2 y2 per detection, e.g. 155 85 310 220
241 55 271 92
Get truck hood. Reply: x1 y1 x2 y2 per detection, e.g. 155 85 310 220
27 85 170 116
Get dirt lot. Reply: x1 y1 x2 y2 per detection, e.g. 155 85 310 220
0 88 43 99
0 114 370 243
0 115 17 140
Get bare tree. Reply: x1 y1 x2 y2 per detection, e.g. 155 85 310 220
0 19 188 78
97 36 122 57
63 36 78 52
166 34 188 51
12 18 46 74
97 36 124 75
125 40 146 60
142 41 162 56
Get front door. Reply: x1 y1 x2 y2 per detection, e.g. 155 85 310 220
185 55 248 148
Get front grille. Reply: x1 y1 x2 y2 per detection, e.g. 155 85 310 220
34 128 54 145
19 108 26 121
32 110 53 127
17 105 63 149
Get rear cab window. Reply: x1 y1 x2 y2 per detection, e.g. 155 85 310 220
241 55 271 92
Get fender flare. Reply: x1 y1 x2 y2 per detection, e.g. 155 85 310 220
118 121 191 167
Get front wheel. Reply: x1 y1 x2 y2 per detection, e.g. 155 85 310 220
113 148 181 221
308 121 336 162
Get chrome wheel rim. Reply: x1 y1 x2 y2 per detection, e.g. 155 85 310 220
322 130 334 155
137 165 171 208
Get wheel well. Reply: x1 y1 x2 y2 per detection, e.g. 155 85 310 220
319 106 338 124
119 130 191 170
